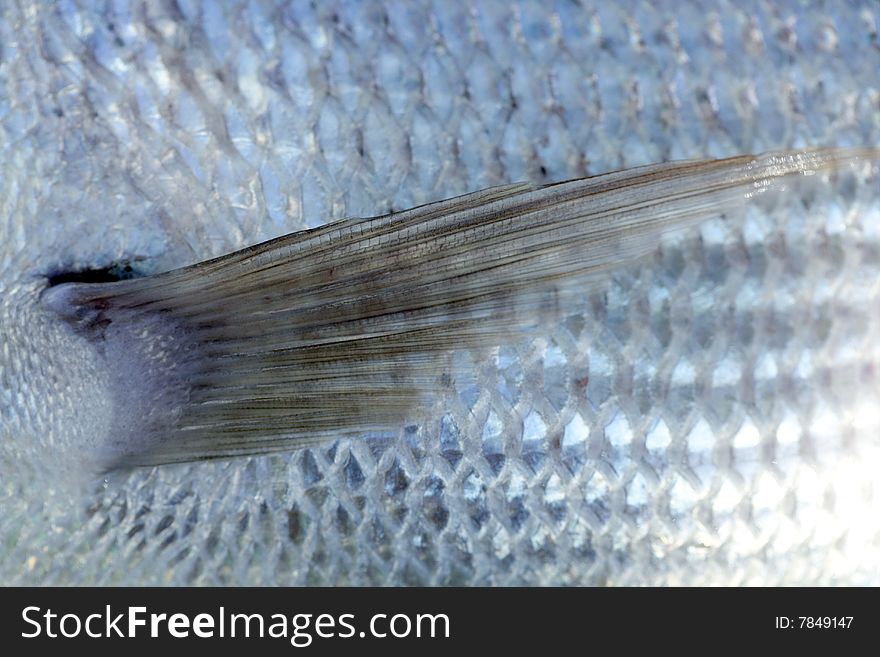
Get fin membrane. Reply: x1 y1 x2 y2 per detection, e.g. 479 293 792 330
43 148 880 467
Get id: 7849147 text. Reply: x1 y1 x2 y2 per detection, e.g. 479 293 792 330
775 617 853 629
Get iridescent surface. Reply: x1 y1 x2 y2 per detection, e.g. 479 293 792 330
1 1 879 584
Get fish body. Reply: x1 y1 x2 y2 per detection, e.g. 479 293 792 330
1 0 879 585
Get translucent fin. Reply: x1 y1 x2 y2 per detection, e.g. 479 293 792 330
43 148 879 468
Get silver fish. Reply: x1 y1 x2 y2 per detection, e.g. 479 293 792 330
1 0 879 585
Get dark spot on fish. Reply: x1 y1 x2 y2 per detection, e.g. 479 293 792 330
287 506 303 543
46 262 142 287
154 514 174 535
237 510 249 532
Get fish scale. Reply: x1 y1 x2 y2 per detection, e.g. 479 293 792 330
2 0 880 585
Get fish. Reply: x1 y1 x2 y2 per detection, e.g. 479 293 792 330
1 0 879 585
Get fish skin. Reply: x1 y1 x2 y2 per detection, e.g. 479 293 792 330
1 0 879 585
